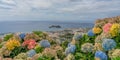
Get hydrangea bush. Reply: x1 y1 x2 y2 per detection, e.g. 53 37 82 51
1 16 120 60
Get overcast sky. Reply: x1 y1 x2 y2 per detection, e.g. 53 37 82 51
0 0 120 22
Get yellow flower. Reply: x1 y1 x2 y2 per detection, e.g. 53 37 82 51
6 44 14 50
93 27 102 34
109 23 120 37
5 37 20 50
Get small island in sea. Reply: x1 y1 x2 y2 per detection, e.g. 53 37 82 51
49 25 61 28
0 16 120 60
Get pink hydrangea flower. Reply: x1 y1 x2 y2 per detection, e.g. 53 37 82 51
22 39 36 49
103 23 112 33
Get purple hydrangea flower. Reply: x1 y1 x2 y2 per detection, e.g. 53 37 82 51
95 51 107 60
87 30 95 37
19 33 26 39
65 44 76 56
39 40 50 48
27 49 36 57
102 39 116 51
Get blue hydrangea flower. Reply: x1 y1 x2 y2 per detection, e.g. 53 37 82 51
87 30 95 37
67 43 76 47
67 43 72 47
65 45 76 56
95 51 107 60
27 49 36 57
102 39 116 51
39 40 50 48
73 33 82 40
19 33 26 40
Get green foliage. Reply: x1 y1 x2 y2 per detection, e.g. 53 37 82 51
0 44 2 48
113 33 120 49
76 34 95 52
50 41 57 45
75 42 94 60
33 31 43 36
33 31 47 39
57 50 65 60
61 40 69 51
4 34 13 41
80 34 96 43
75 42 81 52
38 56 55 60
37 56 49 60
74 34 95 60
112 57 120 60
9 46 28 58
74 51 94 60
35 46 44 53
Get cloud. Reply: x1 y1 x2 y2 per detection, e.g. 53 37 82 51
0 0 16 4
0 0 120 22
58 0 120 20
0 4 13 9
27 0 52 9
60 0 120 13
0 0 16 9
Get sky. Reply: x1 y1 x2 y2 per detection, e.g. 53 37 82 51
0 0 120 22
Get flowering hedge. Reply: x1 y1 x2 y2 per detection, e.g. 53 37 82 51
0 16 120 60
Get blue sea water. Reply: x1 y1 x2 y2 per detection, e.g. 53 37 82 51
0 21 94 33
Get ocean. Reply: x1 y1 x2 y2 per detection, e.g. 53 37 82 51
0 21 94 33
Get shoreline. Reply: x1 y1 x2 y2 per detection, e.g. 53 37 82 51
0 27 91 37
